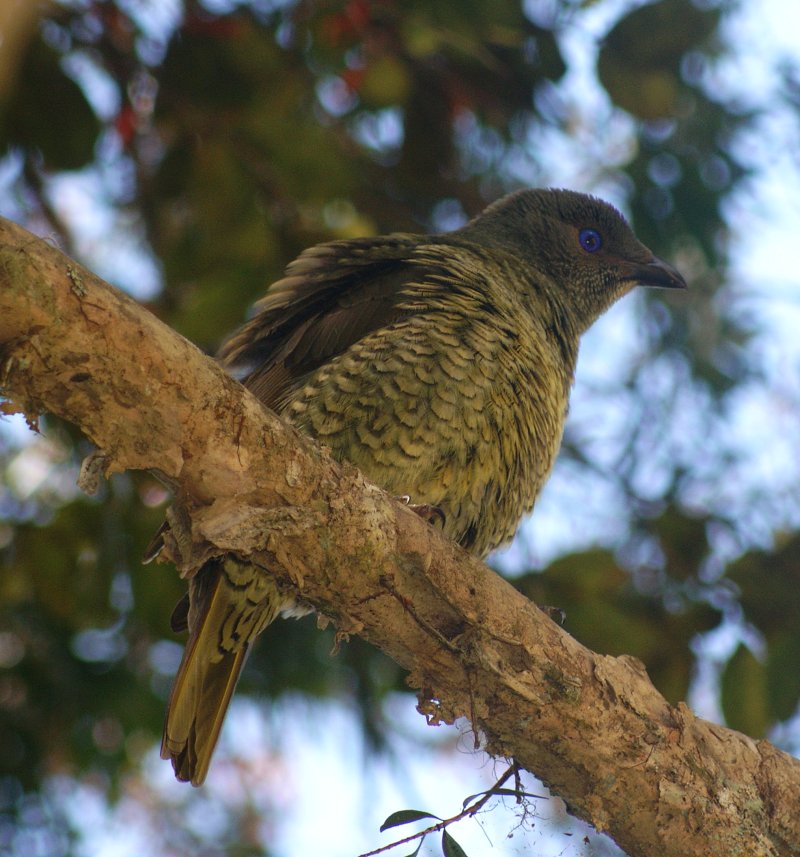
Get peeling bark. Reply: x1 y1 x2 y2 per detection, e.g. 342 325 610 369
1 216 798 857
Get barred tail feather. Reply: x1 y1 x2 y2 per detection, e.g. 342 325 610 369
161 557 287 785
160 638 249 787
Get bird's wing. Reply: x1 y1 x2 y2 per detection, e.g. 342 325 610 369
218 235 428 411
142 235 432 564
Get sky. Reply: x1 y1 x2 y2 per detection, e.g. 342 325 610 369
5 0 800 855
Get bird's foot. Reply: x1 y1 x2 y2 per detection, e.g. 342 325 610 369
539 605 566 625
395 495 446 529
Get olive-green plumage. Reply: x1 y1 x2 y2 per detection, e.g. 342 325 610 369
158 188 686 785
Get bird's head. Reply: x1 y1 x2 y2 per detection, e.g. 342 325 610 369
457 188 687 333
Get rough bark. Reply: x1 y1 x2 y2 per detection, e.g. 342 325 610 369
0 216 798 857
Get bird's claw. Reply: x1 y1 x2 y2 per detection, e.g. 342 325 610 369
395 495 446 529
539 605 566 624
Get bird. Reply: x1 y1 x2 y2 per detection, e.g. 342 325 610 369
152 187 687 785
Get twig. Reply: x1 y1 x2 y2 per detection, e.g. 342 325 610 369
355 762 525 857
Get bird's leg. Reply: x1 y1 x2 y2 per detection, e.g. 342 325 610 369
395 495 446 529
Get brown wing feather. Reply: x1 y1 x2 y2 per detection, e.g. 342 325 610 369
218 235 423 412
142 235 424 562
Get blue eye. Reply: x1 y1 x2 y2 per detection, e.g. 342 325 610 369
579 228 602 253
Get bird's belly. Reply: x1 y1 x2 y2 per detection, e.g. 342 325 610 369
284 322 569 557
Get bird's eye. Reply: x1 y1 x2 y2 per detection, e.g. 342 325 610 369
579 228 602 253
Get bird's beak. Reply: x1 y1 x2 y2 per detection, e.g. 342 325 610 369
630 256 688 290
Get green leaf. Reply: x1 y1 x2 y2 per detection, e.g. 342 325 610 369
0 38 101 170
765 630 800 723
380 809 441 832
597 0 719 120
721 644 770 738
441 830 469 857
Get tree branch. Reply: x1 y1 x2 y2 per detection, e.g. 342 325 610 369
1 216 797 857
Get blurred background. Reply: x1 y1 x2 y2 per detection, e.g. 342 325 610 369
1 0 800 855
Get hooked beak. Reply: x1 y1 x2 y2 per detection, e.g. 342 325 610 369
631 256 688 290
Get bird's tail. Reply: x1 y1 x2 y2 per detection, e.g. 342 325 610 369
161 558 283 786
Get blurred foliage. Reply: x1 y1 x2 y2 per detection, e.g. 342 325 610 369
0 0 798 854
723 536 800 734
0 36 101 172
598 0 720 121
